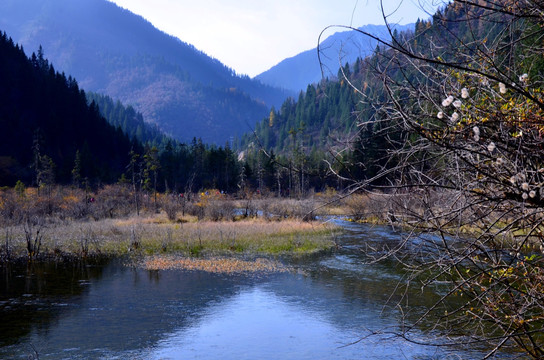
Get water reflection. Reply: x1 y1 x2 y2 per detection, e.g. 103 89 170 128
143 285 377 360
0 260 108 348
0 221 514 359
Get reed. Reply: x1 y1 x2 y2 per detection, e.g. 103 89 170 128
1 213 338 260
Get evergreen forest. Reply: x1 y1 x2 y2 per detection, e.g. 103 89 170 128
0 32 238 193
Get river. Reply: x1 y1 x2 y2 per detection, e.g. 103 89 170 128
0 219 515 359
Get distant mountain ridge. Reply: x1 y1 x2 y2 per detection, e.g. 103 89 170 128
0 0 291 144
255 23 413 93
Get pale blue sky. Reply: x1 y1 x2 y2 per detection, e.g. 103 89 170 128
108 0 443 77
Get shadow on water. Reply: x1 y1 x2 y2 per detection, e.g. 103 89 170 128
0 259 109 347
0 258 255 359
0 219 517 359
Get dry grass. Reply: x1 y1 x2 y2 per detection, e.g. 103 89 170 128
2 212 338 259
141 255 288 274
0 185 345 261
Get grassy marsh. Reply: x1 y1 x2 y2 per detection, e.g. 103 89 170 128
1 213 338 260
0 185 345 263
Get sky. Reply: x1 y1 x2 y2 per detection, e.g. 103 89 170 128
108 0 442 77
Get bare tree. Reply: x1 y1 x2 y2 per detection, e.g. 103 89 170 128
324 1 544 357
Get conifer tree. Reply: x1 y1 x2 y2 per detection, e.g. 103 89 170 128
71 150 82 188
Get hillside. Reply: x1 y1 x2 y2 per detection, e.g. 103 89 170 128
241 2 523 191
86 92 169 145
0 0 291 144
0 33 135 186
255 23 413 93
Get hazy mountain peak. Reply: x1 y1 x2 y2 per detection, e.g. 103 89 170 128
255 23 414 93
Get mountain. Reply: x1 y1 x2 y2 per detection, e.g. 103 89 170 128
86 92 170 145
0 33 135 186
0 0 291 144
0 30 245 192
255 24 413 93
243 2 524 190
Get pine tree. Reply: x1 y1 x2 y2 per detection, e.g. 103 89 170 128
72 150 82 188
144 146 160 211
127 148 141 216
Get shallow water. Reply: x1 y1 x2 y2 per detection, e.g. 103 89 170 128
0 220 513 359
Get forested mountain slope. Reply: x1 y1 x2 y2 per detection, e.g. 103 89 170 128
0 0 291 144
241 2 521 191
0 33 135 185
86 92 171 145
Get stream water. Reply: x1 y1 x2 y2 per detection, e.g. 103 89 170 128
0 220 514 359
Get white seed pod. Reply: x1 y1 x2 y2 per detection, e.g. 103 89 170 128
522 192 528 200
521 182 529 191
499 82 507 94
437 111 444 119
453 99 462 108
461 88 469 99
529 190 536 198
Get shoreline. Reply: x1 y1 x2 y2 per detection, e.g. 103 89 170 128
0 213 340 265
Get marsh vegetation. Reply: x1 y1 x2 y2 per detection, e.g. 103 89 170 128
0 184 344 263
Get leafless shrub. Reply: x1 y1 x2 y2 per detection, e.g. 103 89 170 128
79 226 101 257
292 198 318 221
32 189 61 217
63 200 90 220
0 188 32 226
160 194 180 221
258 199 271 220
1 228 12 262
23 216 44 260
185 201 205 220
0 190 17 224
160 227 173 252
239 197 258 218
92 185 133 219
205 200 236 221
342 193 390 222
250 198 322 221
129 225 141 251
178 193 189 216
54 189 89 221
263 198 291 219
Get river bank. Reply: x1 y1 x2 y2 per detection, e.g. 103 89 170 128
1 213 339 263
0 185 350 263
